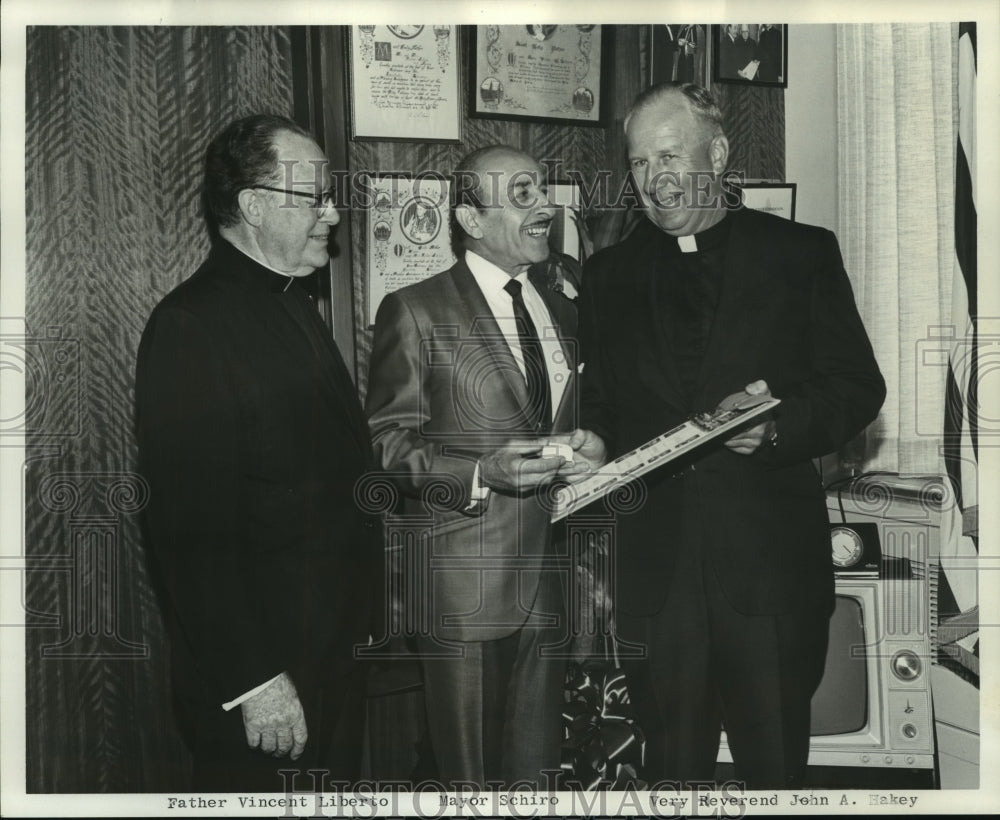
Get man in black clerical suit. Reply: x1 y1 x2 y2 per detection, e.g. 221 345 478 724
736 25 758 76
718 24 742 80
136 114 382 791
570 84 885 788
756 24 783 83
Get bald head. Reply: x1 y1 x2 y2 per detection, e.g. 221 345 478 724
449 144 553 273
450 144 547 254
452 145 535 206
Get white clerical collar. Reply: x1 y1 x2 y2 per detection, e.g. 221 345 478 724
465 250 528 292
677 234 698 253
224 238 298 291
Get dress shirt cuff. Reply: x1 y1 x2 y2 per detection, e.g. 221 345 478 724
222 673 282 712
466 462 490 508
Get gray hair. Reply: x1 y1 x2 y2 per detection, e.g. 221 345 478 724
623 83 725 142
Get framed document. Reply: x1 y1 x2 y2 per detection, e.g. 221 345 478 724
470 25 609 126
740 182 797 222
349 25 461 142
365 174 457 327
712 24 788 87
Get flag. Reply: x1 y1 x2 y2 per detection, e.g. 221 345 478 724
940 22 978 629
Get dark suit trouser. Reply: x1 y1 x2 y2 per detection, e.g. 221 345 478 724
176 668 367 793
415 574 565 789
617 546 830 790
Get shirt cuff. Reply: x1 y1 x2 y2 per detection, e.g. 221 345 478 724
222 673 282 712
466 462 490 508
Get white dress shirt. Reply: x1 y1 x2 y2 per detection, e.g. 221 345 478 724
463 251 572 502
465 251 571 415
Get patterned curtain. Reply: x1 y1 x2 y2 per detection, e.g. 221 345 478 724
24 25 296 792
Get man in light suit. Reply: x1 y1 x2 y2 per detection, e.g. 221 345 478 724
365 145 585 788
136 114 382 791
573 84 886 788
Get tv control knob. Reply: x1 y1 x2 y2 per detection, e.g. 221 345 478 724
906 755 916 765
902 723 918 739
884 755 893 764
891 650 922 681
861 754 871 764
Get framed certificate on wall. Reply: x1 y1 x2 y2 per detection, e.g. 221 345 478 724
349 25 461 142
470 25 610 126
365 174 456 326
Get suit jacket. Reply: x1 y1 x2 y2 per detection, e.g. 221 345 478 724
365 259 578 642
579 207 885 617
719 33 742 78
135 239 383 707
756 26 783 82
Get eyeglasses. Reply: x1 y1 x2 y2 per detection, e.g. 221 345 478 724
252 185 336 211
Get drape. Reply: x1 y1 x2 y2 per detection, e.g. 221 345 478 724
24 25 296 792
836 23 958 475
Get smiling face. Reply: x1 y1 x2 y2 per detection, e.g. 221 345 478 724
457 149 554 275
253 130 340 276
626 94 729 236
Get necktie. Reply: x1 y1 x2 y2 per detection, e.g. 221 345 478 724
504 277 552 433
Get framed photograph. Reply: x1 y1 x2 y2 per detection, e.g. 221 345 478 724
739 182 797 221
470 25 610 126
712 24 787 87
649 24 709 87
349 25 461 142
365 174 456 327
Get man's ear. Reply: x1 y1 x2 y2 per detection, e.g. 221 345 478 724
237 188 264 228
710 135 730 175
454 203 484 240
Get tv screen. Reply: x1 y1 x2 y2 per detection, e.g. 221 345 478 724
810 595 868 735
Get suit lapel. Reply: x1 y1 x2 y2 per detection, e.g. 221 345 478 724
275 290 372 462
637 226 687 411
693 209 761 408
529 274 578 431
214 241 371 461
315 325 373 460
449 261 533 414
530 271 577 370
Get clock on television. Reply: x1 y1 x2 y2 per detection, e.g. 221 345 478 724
829 522 881 574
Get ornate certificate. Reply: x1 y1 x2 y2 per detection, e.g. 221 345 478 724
350 25 460 141
471 25 607 125
550 394 781 521
365 175 456 326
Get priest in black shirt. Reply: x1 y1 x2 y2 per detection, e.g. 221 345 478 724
136 114 382 791
567 84 885 788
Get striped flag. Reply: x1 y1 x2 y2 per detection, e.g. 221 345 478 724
940 22 978 618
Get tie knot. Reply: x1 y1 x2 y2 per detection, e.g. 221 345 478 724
503 278 523 299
